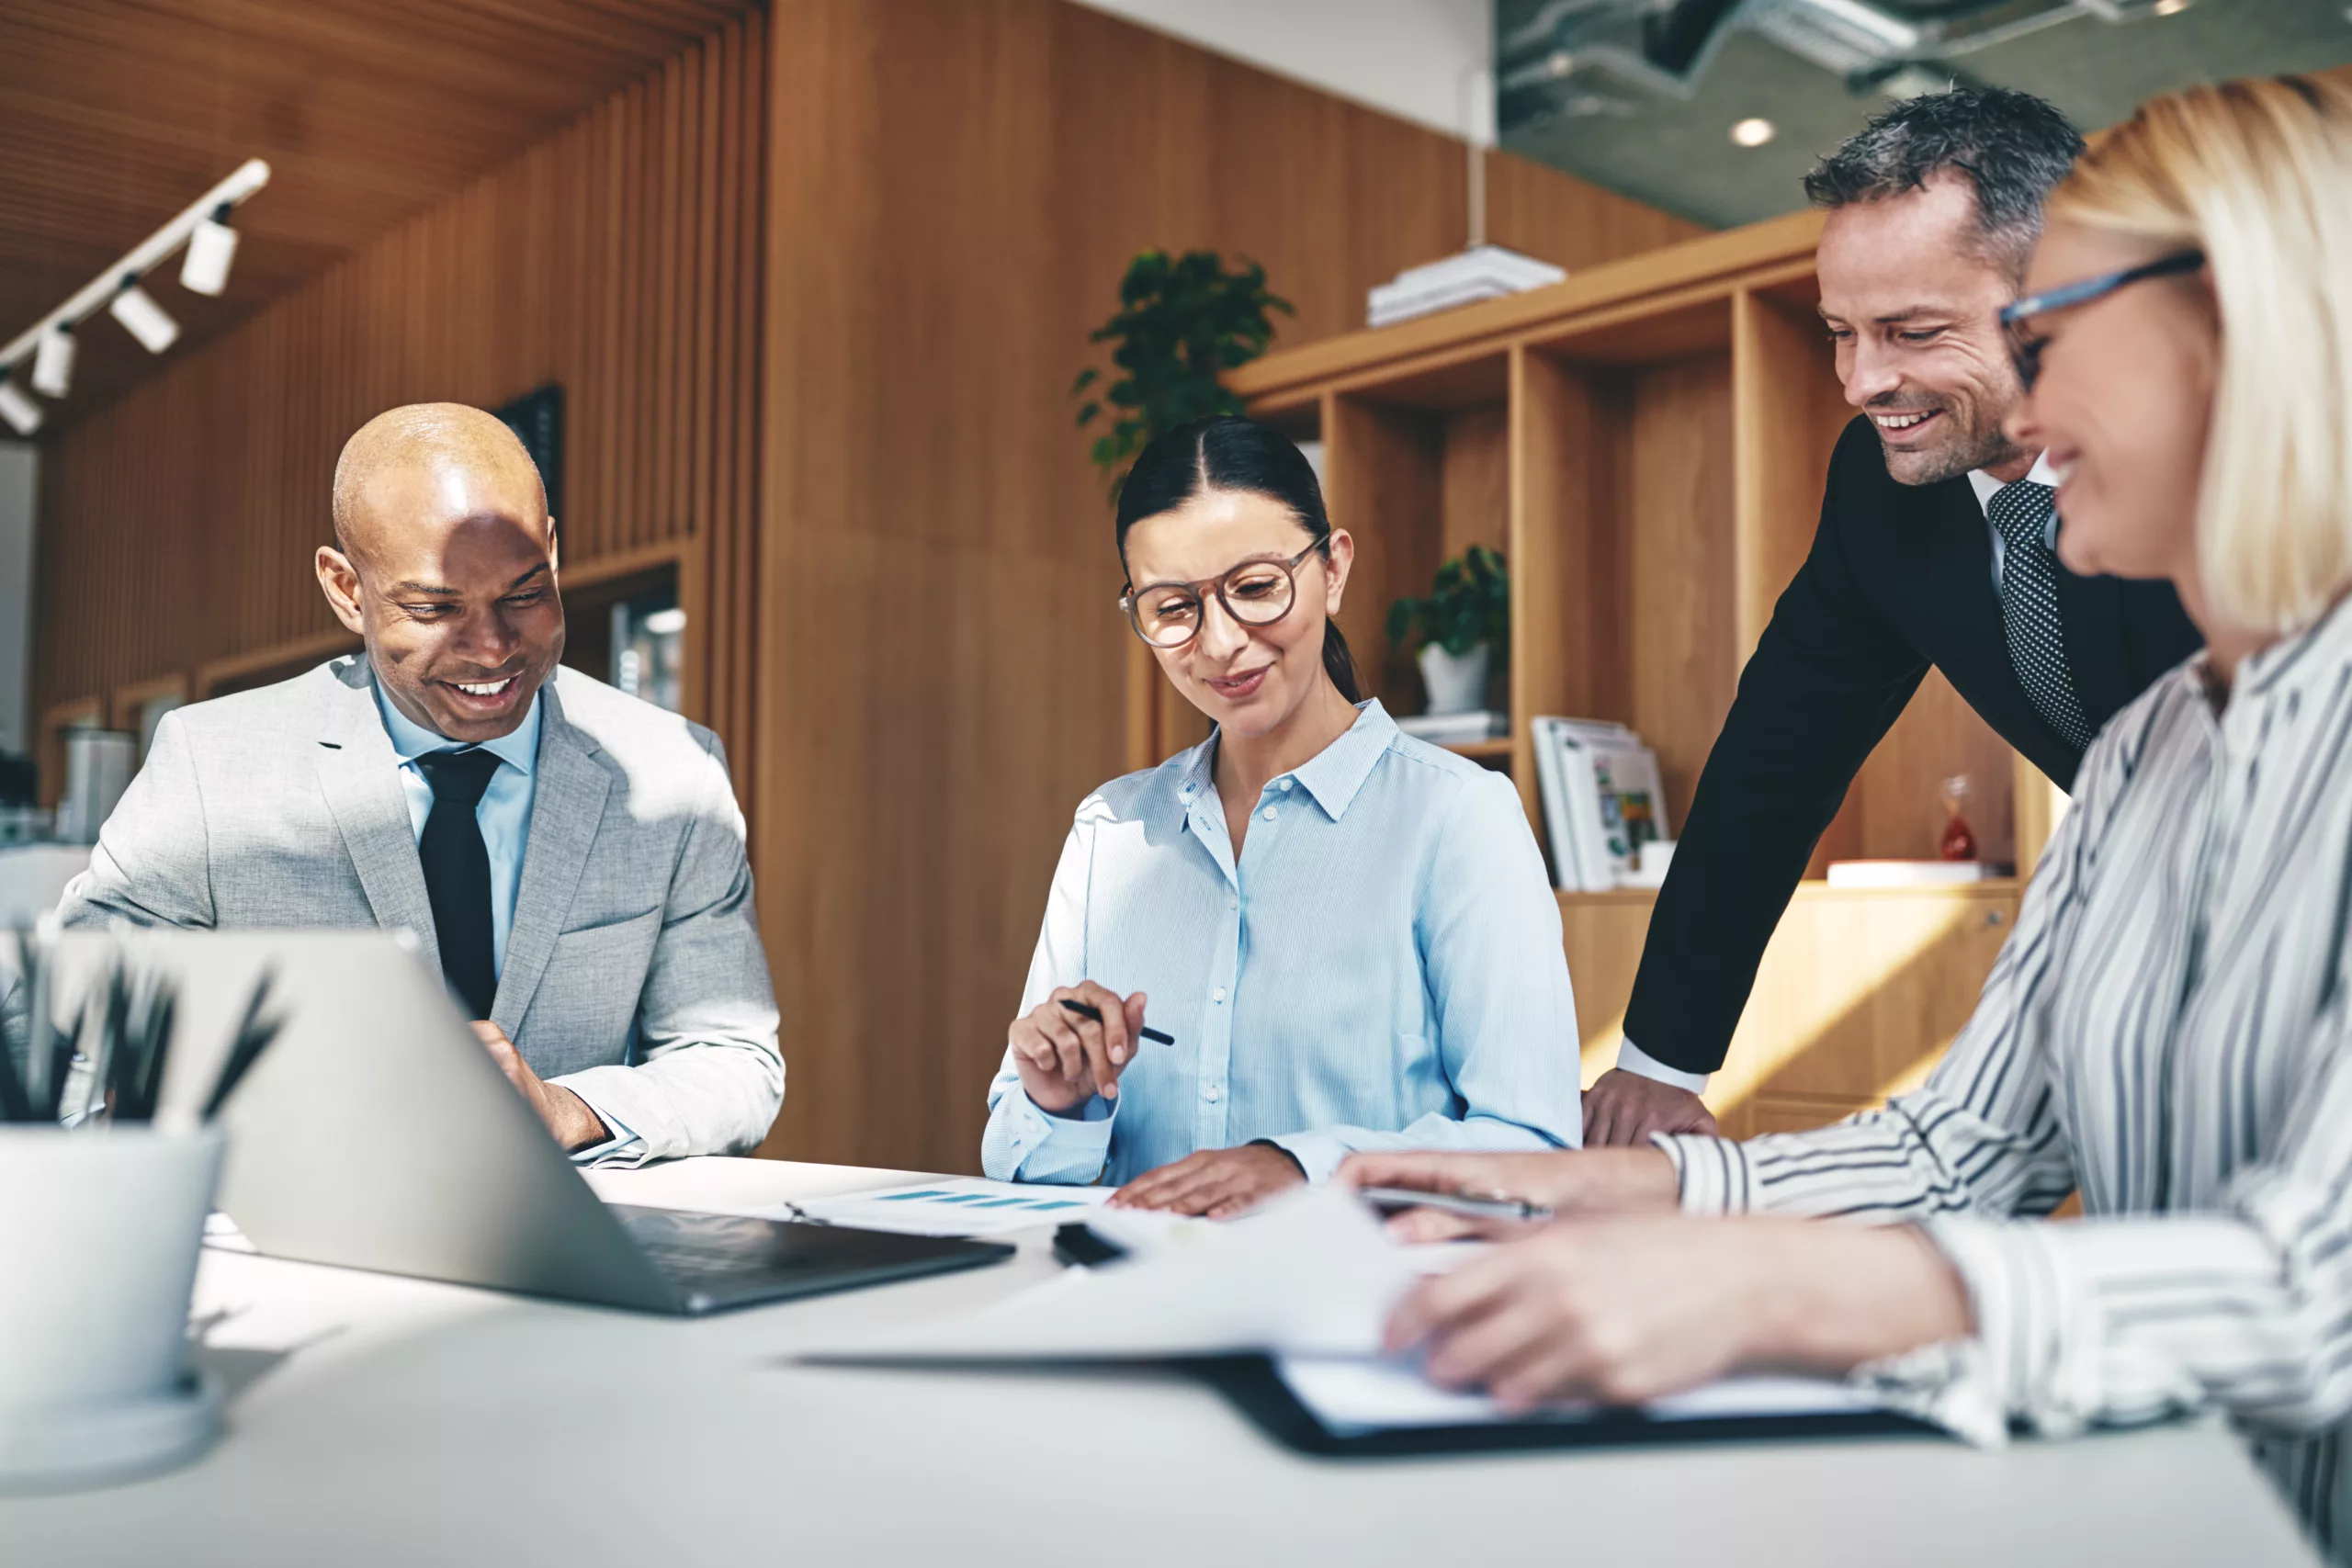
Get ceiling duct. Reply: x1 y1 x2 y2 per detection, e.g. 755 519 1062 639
1498 0 2183 125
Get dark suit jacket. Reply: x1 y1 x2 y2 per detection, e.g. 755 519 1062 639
1622 415 2203 1076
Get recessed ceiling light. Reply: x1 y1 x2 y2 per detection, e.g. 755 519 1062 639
1731 118 1776 148
2154 0 2189 13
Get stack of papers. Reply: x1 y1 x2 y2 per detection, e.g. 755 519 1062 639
797 1187 1892 1438
799 1188 1417 1360
767 1178 1111 1238
1368 245 1567 329
1531 716 1671 890
1826 861 1997 889
1397 709 1508 745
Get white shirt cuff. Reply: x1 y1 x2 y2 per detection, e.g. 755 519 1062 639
561 1089 646 1168
1616 1038 1712 1095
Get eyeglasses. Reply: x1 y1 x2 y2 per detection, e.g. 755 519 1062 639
1120 540 1329 650
1998 251 2205 390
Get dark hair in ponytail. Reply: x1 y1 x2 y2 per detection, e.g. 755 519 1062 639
1114 415 1363 705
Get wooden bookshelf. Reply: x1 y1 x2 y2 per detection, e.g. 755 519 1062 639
1154 209 2052 1135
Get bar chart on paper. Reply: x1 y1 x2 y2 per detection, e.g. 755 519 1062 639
771 1179 1113 1238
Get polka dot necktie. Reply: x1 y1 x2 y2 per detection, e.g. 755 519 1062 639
1987 479 2095 750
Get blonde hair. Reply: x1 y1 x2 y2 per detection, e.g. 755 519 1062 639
2045 77 2352 634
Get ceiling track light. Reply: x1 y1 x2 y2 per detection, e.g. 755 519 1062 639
31 324 75 399
0 158 269 429
108 280 181 355
181 203 239 297
0 379 41 438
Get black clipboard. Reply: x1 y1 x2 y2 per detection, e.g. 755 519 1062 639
1195 1356 1942 1458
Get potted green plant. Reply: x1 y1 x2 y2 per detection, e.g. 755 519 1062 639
1072 250 1292 495
1387 545 1509 715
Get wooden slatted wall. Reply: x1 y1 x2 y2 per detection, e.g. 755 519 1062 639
30 9 766 793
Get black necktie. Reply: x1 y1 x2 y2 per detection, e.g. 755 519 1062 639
1987 480 2096 750
415 747 503 1021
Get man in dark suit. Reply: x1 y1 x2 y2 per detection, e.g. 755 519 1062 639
1582 88 2202 1145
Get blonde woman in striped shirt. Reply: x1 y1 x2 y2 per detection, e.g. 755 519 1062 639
1344 76 2352 1555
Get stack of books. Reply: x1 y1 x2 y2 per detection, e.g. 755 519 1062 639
1396 709 1507 746
1367 245 1568 330
1530 716 1671 892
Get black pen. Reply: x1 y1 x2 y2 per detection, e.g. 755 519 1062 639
1059 998 1174 1045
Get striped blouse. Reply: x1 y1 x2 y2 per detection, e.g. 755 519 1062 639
1661 599 2352 1559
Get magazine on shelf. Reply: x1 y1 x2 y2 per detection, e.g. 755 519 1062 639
1531 716 1670 891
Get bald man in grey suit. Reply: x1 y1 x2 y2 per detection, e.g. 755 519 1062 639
44 404 781 1162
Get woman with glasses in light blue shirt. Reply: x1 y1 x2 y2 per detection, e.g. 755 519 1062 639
981 415 1581 1216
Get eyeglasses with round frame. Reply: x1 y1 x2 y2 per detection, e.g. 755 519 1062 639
1119 539 1330 650
1998 250 2206 391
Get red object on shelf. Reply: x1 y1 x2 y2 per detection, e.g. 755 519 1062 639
1939 812 1978 862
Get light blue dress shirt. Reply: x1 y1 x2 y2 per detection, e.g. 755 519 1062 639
982 700 1583 1186
374 685 541 979
372 682 638 1163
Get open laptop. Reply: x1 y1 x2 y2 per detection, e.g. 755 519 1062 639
38 929 1012 1314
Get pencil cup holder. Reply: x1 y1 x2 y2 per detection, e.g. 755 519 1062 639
0 1124 226 1491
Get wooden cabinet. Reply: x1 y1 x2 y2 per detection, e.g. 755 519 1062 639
1178 210 2052 1136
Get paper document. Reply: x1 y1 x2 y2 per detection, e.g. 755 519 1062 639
797 1187 1419 1361
1274 1356 1885 1438
768 1178 1110 1238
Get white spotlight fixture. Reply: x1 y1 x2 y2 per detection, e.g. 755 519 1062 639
2153 0 2190 13
0 158 269 421
179 203 240 297
31 324 75 399
0 379 42 438
1731 118 1777 148
108 281 181 355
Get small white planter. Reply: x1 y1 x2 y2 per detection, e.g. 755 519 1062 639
1417 641 1492 716
0 1124 226 1492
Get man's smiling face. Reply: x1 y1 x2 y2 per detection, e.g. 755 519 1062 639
316 405 566 744
1816 173 2034 487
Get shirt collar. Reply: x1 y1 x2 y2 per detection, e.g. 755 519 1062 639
2234 592 2352 705
371 669 542 777
1964 452 2063 518
1172 699 1398 823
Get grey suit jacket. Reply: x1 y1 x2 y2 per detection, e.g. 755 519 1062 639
49 656 783 1161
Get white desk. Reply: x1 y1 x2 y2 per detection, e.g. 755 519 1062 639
0 1157 2322 1567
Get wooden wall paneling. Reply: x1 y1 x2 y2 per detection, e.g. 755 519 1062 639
1622 354 1736 829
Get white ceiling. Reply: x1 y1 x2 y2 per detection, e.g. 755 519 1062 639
1064 0 1494 141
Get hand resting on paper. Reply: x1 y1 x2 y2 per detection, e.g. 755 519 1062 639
1384 1214 1972 1412
1108 1143 1306 1218
1008 981 1150 1113
1336 1147 1681 1243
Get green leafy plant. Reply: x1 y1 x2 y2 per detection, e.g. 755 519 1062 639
1387 545 1510 657
1072 250 1293 495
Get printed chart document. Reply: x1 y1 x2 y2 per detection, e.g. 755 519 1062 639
797 1187 1418 1359
764 1178 1111 1238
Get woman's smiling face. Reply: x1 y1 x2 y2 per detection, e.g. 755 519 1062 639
1121 487 1352 741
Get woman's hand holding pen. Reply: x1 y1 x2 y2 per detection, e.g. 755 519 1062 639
1008 982 1149 1113
1336 1148 1682 1242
